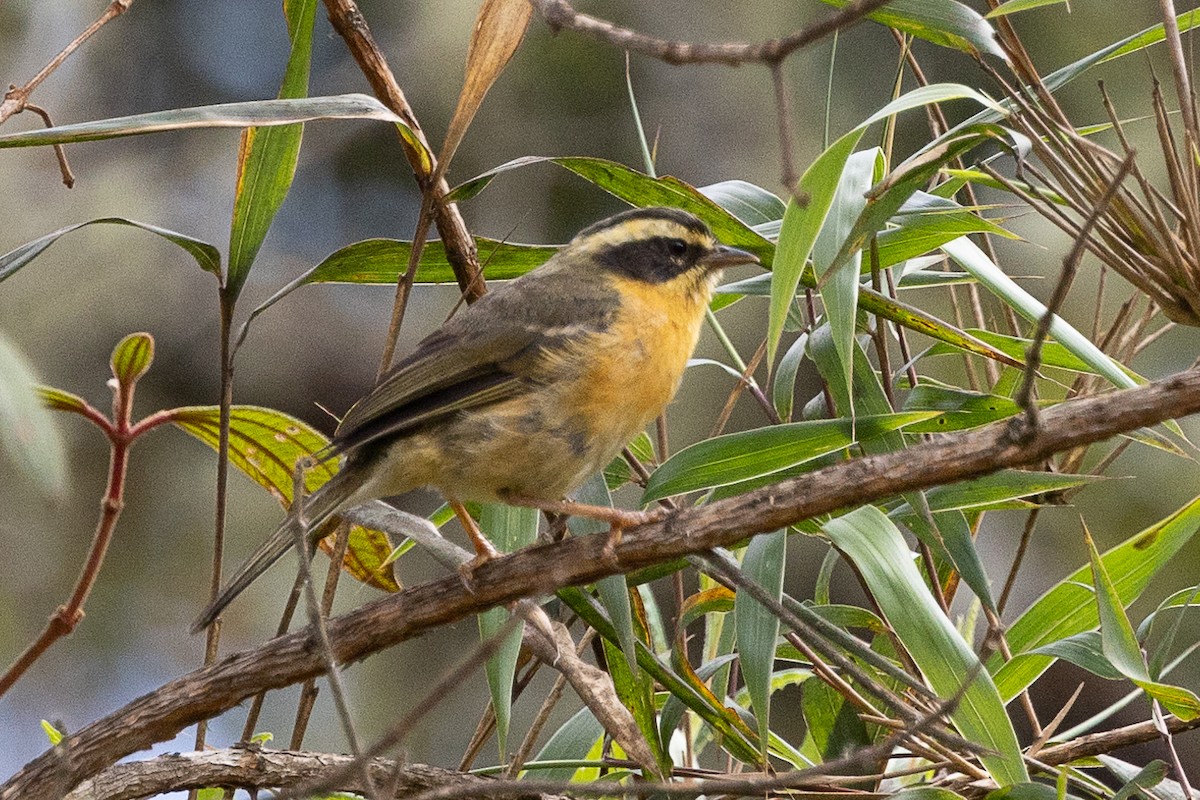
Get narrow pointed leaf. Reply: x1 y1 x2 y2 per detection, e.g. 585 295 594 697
986 0 1069 18
226 0 317 298
0 94 424 158
642 412 937 503
735 529 786 759
478 502 538 758
446 155 774 260
812 148 877 404
700 180 786 226
825 506 1027 783
530 707 604 783
821 0 1004 58
440 0 532 171
773 333 808 422
942 237 1136 389
573 473 639 677
769 129 863 369
0 217 221 283
992 494 1200 700
1087 530 1200 719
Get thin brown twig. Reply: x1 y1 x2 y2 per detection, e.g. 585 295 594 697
770 61 800 196
530 0 893 67
1013 153 1137 430
320 0 484 304
0 374 137 697
290 521 353 750
21 104 74 187
288 468 380 799
0 0 134 126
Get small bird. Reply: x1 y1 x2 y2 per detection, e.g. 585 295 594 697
192 206 758 631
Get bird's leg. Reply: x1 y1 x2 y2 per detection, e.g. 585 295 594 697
500 494 663 568
451 499 499 592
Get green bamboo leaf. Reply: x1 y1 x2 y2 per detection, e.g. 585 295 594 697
110 332 154 387
0 335 66 497
824 506 1027 783
1138 586 1200 643
772 333 808 423
558 585 762 763
642 412 937 503
735 530 786 760
769 129 863 370
902 384 1023 433
699 179 786 226
985 0 1068 16
809 328 997 612
309 237 558 285
822 0 1004 58
943 237 1135 389
573 474 639 677
600 625 665 772
478 503 538 759
728 667 815 768
0 94 423 157
888 470 1102 520
992 494 1200 700
799 678 871 765
858 287 1022 367
812 148 878 409
1087 529 1200 719
447 155 774 262
0 217 221 283
877 190 1019 267
602 432 654 491
226 0 317 299
1098 756 1171 800
530 707 604 783
929 328 1143 383
822 123 1022 285
1029 631 1122 681
1058 9 1200 85
246 237 560 328
171 405 398 592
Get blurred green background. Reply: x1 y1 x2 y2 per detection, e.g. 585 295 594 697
2 0 1198 781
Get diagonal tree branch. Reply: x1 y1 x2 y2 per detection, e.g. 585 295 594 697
63 746 567 800
7 366 1200 798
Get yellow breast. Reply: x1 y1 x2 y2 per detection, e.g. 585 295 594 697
573 271 714 449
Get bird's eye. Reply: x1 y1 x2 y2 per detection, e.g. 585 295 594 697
667 239 688 257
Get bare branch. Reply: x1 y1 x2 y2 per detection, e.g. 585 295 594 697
530 0 895 66
63 747 567 800
9 366 1200 797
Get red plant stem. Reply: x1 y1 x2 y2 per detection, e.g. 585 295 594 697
0 375 137 697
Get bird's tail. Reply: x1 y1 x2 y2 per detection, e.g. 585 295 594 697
190 468 359 633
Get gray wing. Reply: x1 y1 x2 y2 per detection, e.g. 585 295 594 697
331 265 616 455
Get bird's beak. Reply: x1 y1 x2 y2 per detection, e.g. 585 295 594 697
700 244 760 271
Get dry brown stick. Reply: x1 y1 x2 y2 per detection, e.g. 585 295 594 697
10 366 1200 797
63 747 566 800
0 0 134 126
21 104 75 187
1037 713 1200 766
290 520 353 750
320 0 483 304
531 0 894 66
1013 153 1136 429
